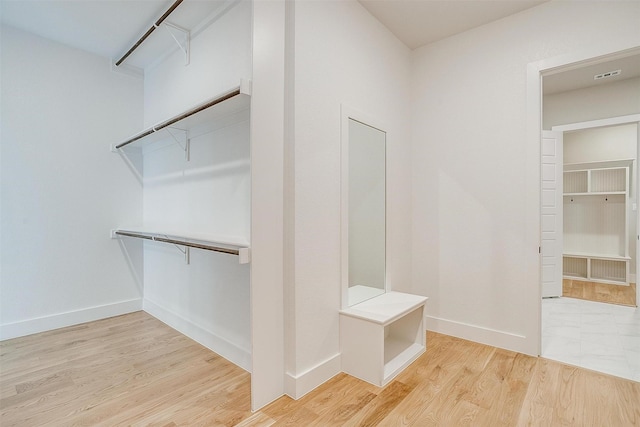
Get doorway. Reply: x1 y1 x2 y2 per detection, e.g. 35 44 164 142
538 52 640 381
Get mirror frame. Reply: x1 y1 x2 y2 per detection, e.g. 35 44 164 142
340 105 388 309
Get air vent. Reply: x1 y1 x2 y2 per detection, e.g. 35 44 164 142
594 69 621 80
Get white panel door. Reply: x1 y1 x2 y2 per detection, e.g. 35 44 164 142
541 131 563 298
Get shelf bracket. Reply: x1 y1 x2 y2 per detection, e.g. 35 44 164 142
165 127 190 161
163 22 190 66
163 235 190 264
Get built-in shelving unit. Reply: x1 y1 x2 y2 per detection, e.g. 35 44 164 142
563 165 630 284
112 80 252 263
340 292 428 386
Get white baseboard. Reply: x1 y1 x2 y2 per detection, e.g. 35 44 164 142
0 299 143 341
284 353 341 400
143 298 252 372
425 315 531 356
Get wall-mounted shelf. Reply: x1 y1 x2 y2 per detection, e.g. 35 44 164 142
340 292 427 386
113 227 250 264
112 80 251 154
114 0 231 70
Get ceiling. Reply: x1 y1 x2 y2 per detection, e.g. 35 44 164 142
0 0 170 62
358 0 548 50
543 53 640 95
0 0 638 93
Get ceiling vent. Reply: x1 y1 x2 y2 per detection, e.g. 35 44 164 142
594 69 621 80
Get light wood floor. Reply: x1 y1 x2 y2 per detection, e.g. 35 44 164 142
2 312 639 426
563 278 637 307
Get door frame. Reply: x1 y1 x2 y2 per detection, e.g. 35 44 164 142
525 42 640 357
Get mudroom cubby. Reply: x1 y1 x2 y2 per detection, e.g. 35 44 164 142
563 164 630 284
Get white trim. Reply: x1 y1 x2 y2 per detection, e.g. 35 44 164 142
425 316 531 355
284 353 341 399
0 299 143 341
143 298 251 372
552 114 640 132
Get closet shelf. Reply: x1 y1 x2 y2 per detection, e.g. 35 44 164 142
114 0 228 69
113 226 250 264
113 80 251 151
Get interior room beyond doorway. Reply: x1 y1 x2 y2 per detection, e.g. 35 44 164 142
560 122 638 307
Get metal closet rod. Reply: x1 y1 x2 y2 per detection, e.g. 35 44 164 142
115 88 242 150
115 230 240 256
115 0 185 66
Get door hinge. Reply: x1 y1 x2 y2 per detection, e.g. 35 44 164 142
539 246 541 254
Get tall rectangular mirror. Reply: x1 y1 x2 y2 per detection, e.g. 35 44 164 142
343 115 386 306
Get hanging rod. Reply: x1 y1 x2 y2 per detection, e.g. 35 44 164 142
115 0 185 67
115 230 240 256
114 88 242 150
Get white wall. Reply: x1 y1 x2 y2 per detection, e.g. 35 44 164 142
544 77 640 130
288 0 411 398
564 124 637 164
139 0 253 370
0 25 144 339
411 0 640 354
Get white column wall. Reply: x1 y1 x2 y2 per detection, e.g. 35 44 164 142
411 0 640 355
0 25 144 339
140 1 253 370
250 0 286 409
288 0 412 398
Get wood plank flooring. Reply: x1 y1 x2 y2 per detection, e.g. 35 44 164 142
2 312 639 426
563 278 637 307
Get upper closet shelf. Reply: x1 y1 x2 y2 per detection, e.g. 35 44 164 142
112 80 251 152
114 0 230 70
112 226 250 264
